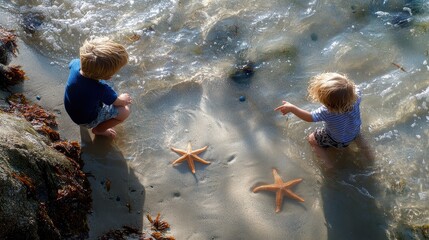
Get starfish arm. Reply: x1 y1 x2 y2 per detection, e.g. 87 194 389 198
284 189 305 202
191 155 211 165
171 147 187 155
187 158 196 174
272 169 284 185
275 190 283 213
253 184 280 193
283 178 303 188
186 142 193 153
172 154 188 165
192 145 208 154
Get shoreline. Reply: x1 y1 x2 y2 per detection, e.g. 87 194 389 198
8 39 79 141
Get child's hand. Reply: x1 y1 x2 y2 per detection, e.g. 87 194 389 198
274 101 313 122
118 93 132 105
274 100 293 115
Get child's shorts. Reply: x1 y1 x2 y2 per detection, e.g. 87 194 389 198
313 128 350 148
80 104 119 129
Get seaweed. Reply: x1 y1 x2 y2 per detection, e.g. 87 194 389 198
52 141 83 166
146 213 175 240
98 213 175 240
0 26 18 63
6 93 59 142
11 172 36 197
0 26 26 89
0 64 26 88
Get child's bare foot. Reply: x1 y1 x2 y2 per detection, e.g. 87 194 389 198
92 128 117 138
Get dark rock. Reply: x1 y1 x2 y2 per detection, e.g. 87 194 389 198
22 12 45 34
230 61 255 84
0 111 91 239
310 33 318 41
390 11 413 28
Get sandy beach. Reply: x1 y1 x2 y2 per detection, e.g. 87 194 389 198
8 37 394 240
5 1 429 238
9 38 330 239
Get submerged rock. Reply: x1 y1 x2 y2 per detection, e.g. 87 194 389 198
0 111 91 239
229 60 255 84
390 11 414 28
22 12 45 34
395 223 429 239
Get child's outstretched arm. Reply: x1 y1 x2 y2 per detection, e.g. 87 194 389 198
113 93 133 107
274 100 313 122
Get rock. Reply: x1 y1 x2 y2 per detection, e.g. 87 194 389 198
0 111 91 239
0 26 18 66
390 11 413 28
21 12 45 34
0 26 26 88
229 61 255 84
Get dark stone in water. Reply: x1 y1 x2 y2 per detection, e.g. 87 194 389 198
310 33 318 41
390 12 413 28
230 61 255 84
239 96 246 102
22 12 45 34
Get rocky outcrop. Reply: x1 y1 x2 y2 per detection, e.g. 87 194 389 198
0 111 91 239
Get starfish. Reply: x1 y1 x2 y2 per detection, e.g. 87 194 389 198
170 142 210 174
253 168 304 213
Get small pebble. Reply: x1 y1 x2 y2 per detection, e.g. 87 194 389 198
36 95 41 100
239 96 246 102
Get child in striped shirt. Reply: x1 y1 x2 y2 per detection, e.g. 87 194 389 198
275 72 361 169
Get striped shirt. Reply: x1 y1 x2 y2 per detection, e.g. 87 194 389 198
311 91 362 144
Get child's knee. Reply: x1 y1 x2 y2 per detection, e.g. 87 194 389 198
308 133 317 146
116 106 131 121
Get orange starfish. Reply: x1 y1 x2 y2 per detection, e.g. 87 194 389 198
253 168 304 213
170 142 210 174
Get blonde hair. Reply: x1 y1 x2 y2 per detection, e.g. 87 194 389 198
307 72 357 114
79 37 128 80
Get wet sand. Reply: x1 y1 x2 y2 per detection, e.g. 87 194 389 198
7 39 389 240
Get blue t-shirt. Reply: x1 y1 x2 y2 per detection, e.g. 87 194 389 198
64 59 118 124
311 91 362 144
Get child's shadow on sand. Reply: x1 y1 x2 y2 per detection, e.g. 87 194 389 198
80 127 145 238
319 135 388 240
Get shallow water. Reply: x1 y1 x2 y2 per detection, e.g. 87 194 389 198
2 0 429 239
